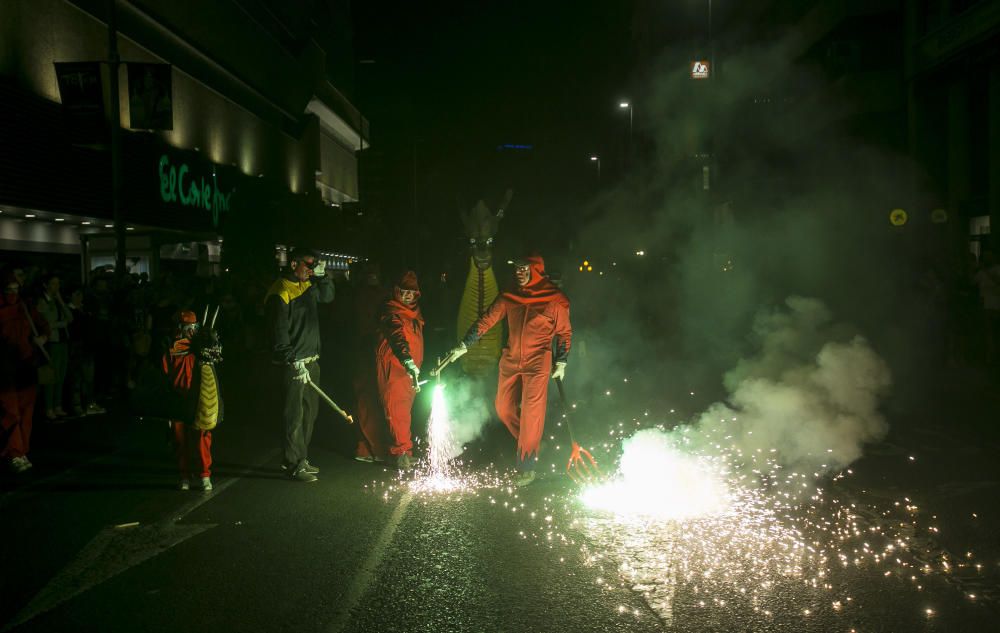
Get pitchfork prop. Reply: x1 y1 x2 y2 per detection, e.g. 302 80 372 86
554 378 601 485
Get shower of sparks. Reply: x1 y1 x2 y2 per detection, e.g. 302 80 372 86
407 384 468 494
580 430 730 520
363 371 996 627
482 382 995 627
402 384 510 495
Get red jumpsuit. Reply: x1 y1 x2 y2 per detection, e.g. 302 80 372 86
0 297 43 462
375 296 424 457
162 338 212 479
464 256 571 461
353 284 389 459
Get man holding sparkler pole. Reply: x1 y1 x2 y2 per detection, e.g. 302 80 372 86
444 254 571 486
266 248 334 483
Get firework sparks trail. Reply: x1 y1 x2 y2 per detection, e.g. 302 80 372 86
403 384 509 495
559 420 993 627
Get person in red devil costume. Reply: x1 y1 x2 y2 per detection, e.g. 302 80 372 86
162 310 214 491
375 271 424 471
0 271 47 474
352 262 389 462
446 254 571 486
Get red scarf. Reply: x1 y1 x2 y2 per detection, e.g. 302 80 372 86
385 297 424 325
502 255 562 305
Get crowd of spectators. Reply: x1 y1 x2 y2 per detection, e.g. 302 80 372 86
0 261 278 475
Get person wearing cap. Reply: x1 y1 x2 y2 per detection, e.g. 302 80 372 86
265 248 334 483
444 254 571 486
375 271 424 471
162 310 216 491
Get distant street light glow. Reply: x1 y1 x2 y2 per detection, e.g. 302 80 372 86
590 156 598 161
619 102 630 108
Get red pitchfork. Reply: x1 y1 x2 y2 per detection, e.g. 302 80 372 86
554 378 601 484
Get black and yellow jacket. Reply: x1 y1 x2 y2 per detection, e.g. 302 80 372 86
265 274 335 365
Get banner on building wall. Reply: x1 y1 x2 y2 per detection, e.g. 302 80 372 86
54 61 106 144
127 63 173 130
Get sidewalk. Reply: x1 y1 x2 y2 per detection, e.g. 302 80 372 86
0 406 147 496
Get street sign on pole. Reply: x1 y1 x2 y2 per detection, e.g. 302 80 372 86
691 60 710 79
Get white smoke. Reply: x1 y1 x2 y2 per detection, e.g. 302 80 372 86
691 296 892 474
432 377 492 462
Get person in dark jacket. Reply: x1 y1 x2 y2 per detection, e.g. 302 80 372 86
265 248 334 482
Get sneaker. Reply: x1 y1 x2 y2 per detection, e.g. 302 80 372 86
54 407 67 417
85 403 107 415
288 468 318 483
200 477 213 491
513 470 536 487
9 456 32 474
72 405 84 416
395 453 414 472
178 478 191 491
302 460 319 475
354 455 375 463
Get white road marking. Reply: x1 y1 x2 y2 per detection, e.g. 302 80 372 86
2 449 279 630
326 490 415 633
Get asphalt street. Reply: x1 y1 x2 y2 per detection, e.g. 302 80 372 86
1 366 999 633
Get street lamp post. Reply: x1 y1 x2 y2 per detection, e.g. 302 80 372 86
619 101 632 168
618 101 632 145
590 155 601 180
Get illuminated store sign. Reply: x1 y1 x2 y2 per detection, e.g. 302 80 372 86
158 155 233 227
691 60 710 79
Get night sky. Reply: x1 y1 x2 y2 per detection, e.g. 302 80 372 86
351 1 641 267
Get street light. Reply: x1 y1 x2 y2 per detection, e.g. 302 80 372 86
590 155 601 180
618 100 633 158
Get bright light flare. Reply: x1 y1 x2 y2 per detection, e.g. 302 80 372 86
407 384 480 494
581 429 730 520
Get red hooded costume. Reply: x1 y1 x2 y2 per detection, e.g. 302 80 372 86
352 276 390 460
0 275 45 463
462 255 571 461
375 271 425 457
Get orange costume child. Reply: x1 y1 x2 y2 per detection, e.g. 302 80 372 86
374 271 424 470
162 310 222 491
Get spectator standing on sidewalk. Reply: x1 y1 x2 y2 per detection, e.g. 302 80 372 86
36 274 72 420
66 288 105 416
265 248 334 483
0 271 47 474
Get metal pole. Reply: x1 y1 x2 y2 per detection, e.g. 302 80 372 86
106 0 126 281
709 0 714 74
629 105 633 146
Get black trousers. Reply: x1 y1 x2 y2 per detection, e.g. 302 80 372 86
282 361 320 471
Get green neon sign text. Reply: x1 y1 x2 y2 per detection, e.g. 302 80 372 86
158 154 232 227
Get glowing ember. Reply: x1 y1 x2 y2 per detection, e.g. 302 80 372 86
581 429 730 520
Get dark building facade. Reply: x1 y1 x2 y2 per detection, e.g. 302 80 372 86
0 0 365 278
